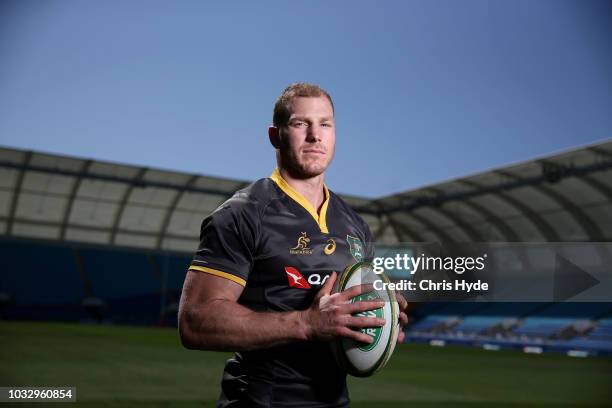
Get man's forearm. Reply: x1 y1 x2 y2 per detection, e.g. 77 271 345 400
179 298 310 351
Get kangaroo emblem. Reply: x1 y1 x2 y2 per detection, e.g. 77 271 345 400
292 232 311 250
290 232 313 255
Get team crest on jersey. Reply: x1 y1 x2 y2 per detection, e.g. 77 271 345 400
324 238 336 255
290 232 313 255
346 235 364 262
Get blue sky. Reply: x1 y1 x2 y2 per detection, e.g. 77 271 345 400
1 0 611 197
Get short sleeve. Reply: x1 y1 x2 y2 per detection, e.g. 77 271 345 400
188 200 259 287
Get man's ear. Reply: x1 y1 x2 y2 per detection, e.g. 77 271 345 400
268 126 280 149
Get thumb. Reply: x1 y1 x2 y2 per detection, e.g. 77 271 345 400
320 271 337 296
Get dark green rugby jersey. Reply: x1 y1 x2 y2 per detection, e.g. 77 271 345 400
188 169 374 408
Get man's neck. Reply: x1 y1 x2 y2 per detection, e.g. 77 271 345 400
278 168 327 213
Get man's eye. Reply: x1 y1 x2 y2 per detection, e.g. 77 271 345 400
321 123 332 127
293 121 307 127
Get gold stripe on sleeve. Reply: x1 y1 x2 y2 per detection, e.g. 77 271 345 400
188 265 247 287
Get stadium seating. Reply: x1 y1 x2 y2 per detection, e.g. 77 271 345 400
549 318 612 354
469 302 545 317
510 317 575 338
0 238 191 325
408 315 450 332
3 237 612 356
452 316 506 335
0 239 84 321
588 318 612 341
0 240 83 304
406 302 612 356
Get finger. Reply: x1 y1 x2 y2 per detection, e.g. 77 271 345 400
345 316 385 328
397 331 405 344
336 327 375 344
399 312 408 327
343 300 385 315
339 283 376 301
320 271 337 296
395 292 408 311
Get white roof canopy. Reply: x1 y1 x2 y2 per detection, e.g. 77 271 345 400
1 140 611 252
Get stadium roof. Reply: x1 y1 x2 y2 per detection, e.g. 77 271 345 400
358 140 612 244
1 140 611 252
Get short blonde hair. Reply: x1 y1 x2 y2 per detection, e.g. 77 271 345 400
273 83 334 127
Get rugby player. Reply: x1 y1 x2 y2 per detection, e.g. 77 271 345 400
179 83 408 407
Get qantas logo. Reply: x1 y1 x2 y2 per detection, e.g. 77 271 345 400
284 266 332 289
285 266 311 289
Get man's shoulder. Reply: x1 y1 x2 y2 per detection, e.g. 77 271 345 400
215 177 280 217
329 190 370 232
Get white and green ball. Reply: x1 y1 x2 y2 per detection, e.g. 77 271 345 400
332 262 400 377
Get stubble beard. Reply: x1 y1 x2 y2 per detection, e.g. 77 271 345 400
279 150 331 180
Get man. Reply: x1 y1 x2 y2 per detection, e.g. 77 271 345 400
179 83 408 407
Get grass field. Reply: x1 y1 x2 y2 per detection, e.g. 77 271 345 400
1 321 610 407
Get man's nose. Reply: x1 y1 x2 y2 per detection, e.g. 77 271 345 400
306 125 322 142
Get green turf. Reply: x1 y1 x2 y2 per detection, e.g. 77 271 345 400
1 321 610 407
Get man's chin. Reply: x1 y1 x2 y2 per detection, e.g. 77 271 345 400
288 163 328 179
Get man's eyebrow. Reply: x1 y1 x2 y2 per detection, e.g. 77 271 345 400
289 116 334 121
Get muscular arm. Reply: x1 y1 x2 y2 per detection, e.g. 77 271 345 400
179 270 307 351
178 270 385 352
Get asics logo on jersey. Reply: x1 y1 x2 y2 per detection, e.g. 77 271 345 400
324 238 336 255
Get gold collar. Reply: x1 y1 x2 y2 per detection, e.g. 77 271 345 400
270 168 330 234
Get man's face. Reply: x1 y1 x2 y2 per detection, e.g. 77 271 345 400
277 96 336 179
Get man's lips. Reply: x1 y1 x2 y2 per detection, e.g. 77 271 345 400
302 149 326 154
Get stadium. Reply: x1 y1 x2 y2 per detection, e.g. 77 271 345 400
1 140 611 407
2 2 612 406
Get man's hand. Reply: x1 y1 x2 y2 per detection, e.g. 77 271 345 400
396 292 408 344
300 271 386 344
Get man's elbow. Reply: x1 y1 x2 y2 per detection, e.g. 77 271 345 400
179 331 196 350
178 309 202 350
178 308 220 351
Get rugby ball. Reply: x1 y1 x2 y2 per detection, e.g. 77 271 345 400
332 262 400 377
